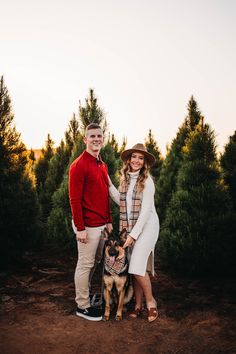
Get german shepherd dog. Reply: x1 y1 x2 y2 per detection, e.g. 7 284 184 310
103 229 133 321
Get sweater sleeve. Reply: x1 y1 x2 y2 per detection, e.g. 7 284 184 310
104 166 113 224
129 177 155 240
69 161 86 231
109 183 120 206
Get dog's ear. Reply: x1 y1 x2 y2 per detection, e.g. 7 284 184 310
119 228 127 242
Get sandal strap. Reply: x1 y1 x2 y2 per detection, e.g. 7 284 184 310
147 307 158 320
129 308 141 318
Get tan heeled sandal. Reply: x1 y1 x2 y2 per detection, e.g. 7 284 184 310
129 308 142 318
147 307 158 322
147 299 158 322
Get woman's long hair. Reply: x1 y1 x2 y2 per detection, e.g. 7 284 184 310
120 155 150 193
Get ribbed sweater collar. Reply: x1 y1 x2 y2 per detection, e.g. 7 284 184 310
83 150 102 162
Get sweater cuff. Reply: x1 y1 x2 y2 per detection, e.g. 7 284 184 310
72 219 85 233
129 233 138 241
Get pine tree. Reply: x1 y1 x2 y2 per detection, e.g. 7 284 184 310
34 134 54 218
160 123 236 275
29 148 36 163
101 135 122 231
156 96 202 223
0 76 39 264
47 136 85 248
64 113 80 153
119 136 127 154
35 134 54 191
78 88 107 134
25 148 37 186
106 133 119 159
220 131 236 210
145 129 163 181
42 140 69 217
40 115 80 220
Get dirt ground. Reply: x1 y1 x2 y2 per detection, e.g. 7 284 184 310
0 252 235 354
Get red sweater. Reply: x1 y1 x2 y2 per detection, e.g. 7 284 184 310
69 150 112 231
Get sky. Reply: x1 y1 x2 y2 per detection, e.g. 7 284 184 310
1 0 236 155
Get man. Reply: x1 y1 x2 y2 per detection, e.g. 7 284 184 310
69 123 112 321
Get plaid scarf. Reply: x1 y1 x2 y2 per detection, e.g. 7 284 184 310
119 174 142 233
104 255 127 275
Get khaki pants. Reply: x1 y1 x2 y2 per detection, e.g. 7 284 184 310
74 225 105 309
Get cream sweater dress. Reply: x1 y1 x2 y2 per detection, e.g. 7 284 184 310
109 171 159 276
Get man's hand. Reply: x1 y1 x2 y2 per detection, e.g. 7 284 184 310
123 235 135 248
106 223 113 234
76 230 88 244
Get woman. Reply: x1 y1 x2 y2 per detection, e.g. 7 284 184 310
109 143 159 322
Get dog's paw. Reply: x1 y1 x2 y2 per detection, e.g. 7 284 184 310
115 314 122 321
103 315 110 321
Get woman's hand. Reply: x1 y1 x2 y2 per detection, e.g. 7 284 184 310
123 235 135 248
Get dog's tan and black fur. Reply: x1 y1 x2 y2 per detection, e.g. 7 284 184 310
103 229 133 321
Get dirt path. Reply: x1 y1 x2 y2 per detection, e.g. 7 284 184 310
0 253 235 354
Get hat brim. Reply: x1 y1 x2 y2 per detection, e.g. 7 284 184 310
121 148 156 166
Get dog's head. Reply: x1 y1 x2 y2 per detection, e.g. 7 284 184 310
104 229 127 261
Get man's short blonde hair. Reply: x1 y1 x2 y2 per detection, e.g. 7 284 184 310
85 123 102 136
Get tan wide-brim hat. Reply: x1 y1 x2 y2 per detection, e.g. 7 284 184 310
121 143 156 166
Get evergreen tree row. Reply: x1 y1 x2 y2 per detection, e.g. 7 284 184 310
0 76 40 266
1 75 235 276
